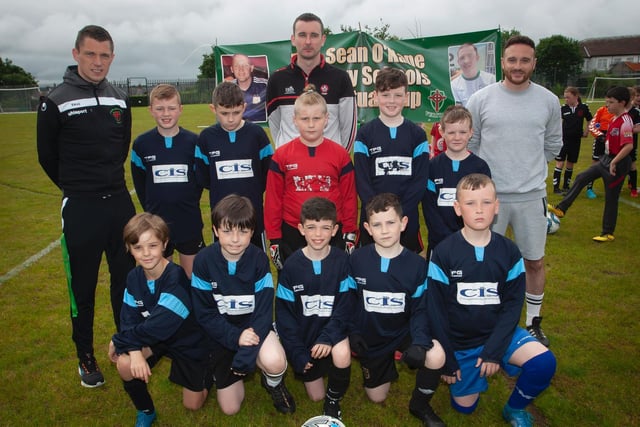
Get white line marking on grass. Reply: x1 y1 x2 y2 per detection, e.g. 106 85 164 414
620 198 640 210
0 239 60 286
0 190 139 287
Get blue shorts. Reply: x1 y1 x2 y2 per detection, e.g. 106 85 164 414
449 328 536 398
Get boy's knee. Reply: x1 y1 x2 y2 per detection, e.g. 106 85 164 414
451 394 479 414
425 340 446 370
523 349 556 382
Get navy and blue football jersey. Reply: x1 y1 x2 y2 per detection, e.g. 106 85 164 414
195 122 273 233
427 231 525 374
190 242 274 373
354 118 429 233
275 247 355 373
423 153 490 249
131 128 203 243
349 244 432 358
113 262 209 362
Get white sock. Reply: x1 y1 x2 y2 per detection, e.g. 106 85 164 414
263 371 283 388
525 292 544 326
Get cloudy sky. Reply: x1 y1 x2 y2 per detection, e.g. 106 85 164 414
1 0 635 85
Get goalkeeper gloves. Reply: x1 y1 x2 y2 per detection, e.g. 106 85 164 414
343 232 356 254
269 239 284 270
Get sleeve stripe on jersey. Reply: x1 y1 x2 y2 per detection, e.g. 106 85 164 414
195 146 210 165
191 274 213 291
340 161 354 176
275 284 294 301
130 150 145 170
353 141 369 156
428 261 450 285
412 281 426 298
414 141 428 158
260 144 274 159
158 293 189 319
507 258 525 282
255 273 274 292
340 276 355 293
123 289 136 307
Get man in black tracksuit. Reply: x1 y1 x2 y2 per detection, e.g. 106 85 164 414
37 25 136 388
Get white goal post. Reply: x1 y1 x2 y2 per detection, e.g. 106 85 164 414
587 77 640 102
0 86 41 113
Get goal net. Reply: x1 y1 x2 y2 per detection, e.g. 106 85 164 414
587 77 640 102
0 86 41 113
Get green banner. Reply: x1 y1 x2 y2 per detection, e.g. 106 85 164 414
214 29 500 124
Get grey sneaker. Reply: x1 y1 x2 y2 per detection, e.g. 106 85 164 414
78 353 105 388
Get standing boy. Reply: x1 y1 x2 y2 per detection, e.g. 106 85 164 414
37 25 136 387
191 195 296 415
275 197 353 420
428 174 556 426
265 85 358 270
422 105 491 259
549 86 634 242
131 84 204 278
266 12 357 150
354 67 429 253
109 213 212 427
195 81 273 250
349 193 446 427
467 35 562 346
553 87 592 194
585 105 614 198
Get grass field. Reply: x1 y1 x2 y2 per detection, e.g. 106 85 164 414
0 103 639 426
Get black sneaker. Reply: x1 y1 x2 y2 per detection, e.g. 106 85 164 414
78 353 105 388
553 187 562 194
409 400 445 427
526 316 550 347
261 374 296 414
323 397 342 420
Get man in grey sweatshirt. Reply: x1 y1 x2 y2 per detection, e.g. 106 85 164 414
467 35 562 348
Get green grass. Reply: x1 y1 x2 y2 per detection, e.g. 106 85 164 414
0 102 639 426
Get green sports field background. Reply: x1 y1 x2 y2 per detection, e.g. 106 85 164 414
0 102 638 426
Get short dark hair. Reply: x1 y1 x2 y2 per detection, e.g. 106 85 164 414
375 67 408 92
211 194 256 231
365 192 403 221
75 25 113 52
504 35 535 52
605 86 631 105
300 197 337 224
212 81 244 107
293 13 324 34
123 213 169 248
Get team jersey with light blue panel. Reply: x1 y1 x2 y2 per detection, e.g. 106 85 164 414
423 153 491 249
275 247 355 374
112 262 209 362
349 244 432 358
195 122 273 233
427 231 525 373
130 127 203 243
190 242 274 373
354 118 429 233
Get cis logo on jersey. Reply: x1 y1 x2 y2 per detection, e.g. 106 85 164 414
375 156 411 176
215 159 254 180
437 188 456 207
152 164 188 183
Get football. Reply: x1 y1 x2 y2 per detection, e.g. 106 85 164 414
547 211 560 234
301 415 346 427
